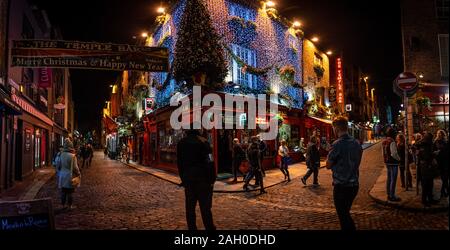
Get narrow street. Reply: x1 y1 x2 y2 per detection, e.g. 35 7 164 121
36 143 449 230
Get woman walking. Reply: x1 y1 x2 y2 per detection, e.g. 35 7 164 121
278 140 291 182
56 138 81 210
302 136 321 186
434 130 449 198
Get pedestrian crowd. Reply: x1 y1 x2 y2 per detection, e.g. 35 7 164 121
382 127 449 206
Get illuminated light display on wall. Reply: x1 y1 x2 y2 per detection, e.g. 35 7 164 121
336 57 344 110
150 0 304 109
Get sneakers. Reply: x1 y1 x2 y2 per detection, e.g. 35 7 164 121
301 177 307 186
243 184 249 192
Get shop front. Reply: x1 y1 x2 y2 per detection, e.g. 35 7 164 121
302 115 334 156
0 88 22 191
11 93 53 180
143 92 307 175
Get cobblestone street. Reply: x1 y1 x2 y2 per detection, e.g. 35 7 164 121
36 143 449 230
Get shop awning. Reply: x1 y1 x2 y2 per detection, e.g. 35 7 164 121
308 116 333 125
0 88 22 115
103 115 118 134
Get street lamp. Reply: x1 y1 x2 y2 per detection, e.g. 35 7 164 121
157 7 166 14
311 37 319 42
326 50 333 55
293 20 301 28
141 32 148 38
266 1 276 7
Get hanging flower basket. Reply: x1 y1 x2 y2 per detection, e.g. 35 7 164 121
273 113 284 126
313 64 325 79
277 65 296 85
416 96 432 112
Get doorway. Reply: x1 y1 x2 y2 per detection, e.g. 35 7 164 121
217 130 232 174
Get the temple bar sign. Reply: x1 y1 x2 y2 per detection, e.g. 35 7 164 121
11 40 169 72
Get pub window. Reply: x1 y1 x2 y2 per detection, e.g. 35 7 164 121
436 0 449 19
438 34 449 78
229 3 256 21
230 44 257 89
314 53 323 66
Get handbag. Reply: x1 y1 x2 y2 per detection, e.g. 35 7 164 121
71 176 81 187
70 155 81 187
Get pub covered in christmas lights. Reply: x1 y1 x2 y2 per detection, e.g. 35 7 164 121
110 0 339 175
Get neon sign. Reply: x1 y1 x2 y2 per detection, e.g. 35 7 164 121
336 58 345 109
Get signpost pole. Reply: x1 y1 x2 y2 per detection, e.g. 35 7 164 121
404 91 409 191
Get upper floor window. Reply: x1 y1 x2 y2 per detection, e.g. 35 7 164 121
314 53 323 66
288 35 298 49
229 3 255 21
438 34 449 78
155 22 171 46
229 44 257 88
436 0 449 19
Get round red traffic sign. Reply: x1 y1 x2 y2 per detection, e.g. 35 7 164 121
395 72 418 91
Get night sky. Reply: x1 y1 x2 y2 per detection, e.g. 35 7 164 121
31 0 403 133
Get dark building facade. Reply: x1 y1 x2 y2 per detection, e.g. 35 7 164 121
401 0 449 133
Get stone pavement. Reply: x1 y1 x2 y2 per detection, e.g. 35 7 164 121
123 140 381 193
369 167 448 212
124 159 327 193
34 146 448 230
0 166 55 201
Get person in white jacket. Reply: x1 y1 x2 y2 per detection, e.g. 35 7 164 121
57 138 81 210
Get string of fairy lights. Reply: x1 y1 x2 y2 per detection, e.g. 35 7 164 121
141 0 333 110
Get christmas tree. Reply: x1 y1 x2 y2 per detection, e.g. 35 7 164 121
172 0 228 89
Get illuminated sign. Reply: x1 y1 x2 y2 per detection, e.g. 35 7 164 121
144 98 155 114
256 117 268 125
336 58 345 108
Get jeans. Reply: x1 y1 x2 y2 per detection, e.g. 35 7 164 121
333 185 359 231
399 164 413 188
61 188 74 206
304 167 319 184
232 159 243 180
184 182 216 230
244 167 264 190
386 165 399 199
280 156 290 180
421 177 434 205
440 169 449 197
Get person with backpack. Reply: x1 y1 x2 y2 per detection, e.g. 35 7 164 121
382 128 401 202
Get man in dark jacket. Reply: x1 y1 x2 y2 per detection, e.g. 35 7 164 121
257 135 267 177
302 135 321 186
326 116 362 231
177 127 216 230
